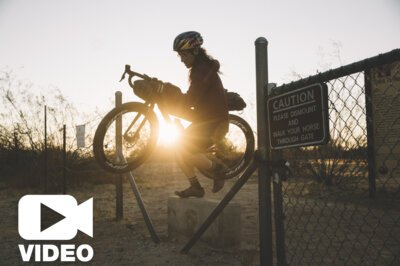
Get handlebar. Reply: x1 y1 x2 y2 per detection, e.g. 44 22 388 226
120 65 150 81
120 64 167 104
120 64 162 89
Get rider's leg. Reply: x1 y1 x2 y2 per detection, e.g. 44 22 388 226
174 121 227 197
179 151 225 192
181 149 213 171
174 150 205 198
175 147 225 196
178 148 227 178
175 150 195 177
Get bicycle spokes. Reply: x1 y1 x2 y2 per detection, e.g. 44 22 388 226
102 109 153 166
218 125 246 162
123 112 148 144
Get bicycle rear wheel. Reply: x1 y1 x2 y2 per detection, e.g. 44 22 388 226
201 114 255 179
93 102 158 173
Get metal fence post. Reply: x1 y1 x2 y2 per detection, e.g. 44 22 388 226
269 103 287 266
63 124 67 194
364 70 376 198
14 130 18 167
273 172 287 265
115 91 124 220
44 105 48 193
255 37 273 266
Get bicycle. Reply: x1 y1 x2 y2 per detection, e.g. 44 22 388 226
93 65 255 179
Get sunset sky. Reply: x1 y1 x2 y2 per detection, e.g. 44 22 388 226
1 0 399 125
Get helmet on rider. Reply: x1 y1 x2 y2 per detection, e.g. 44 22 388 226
173 31 203 52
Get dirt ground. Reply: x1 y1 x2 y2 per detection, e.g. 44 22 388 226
0 163 263 265
2 162 399 265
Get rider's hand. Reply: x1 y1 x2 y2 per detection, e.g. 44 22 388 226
149 78 164 94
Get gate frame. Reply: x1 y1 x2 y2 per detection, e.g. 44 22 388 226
270 48 400 264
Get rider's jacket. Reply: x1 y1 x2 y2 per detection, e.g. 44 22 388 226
185 57 228 123
164 57 229 124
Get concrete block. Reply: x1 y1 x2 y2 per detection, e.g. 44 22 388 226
168 196 241 248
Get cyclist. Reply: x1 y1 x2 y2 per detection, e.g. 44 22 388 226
167 31 229 198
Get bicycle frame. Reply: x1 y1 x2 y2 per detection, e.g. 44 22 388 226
120 64 176 142
111 64 254 179
123 101 174 143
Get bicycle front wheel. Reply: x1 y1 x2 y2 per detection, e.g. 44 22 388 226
93 102 159 173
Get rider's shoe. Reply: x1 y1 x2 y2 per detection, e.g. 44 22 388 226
212 178 225 193
175 185 205 198
210 160 229 180
210 161 228 193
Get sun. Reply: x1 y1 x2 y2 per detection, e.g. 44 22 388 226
158 121 182 146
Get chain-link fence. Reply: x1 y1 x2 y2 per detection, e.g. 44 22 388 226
271 49 400 265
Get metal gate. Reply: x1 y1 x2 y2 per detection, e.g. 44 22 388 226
269 49 400 265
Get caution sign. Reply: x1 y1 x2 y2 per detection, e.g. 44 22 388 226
267 83 329 149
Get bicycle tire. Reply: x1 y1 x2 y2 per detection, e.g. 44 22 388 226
93 102 159 173
200 114 255 179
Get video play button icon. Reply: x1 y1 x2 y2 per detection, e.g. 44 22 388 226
41 203 66 232
19 195 93 240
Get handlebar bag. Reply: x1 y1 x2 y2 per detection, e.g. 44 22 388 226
132 80 155 101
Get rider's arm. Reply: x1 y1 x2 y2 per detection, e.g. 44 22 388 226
157 82 195 121
160 62 219 121
180 63 215 108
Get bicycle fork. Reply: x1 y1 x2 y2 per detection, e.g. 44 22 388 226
123 102 154 143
